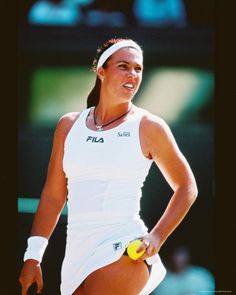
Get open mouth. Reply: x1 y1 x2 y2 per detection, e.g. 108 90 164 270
123 83 135 90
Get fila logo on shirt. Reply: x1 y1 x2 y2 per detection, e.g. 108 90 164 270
86 136 104 143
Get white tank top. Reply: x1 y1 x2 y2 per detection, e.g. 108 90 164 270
63 106 153 224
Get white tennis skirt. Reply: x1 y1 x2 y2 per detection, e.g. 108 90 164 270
60 213 166 295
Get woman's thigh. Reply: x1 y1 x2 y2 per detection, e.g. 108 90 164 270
73 255 150 295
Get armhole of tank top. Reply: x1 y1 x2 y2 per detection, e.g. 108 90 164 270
64 108 92 147
135 108 153 163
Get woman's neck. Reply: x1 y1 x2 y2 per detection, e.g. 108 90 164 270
95 101 132 124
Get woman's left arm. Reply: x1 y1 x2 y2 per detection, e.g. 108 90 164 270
138 115 198 259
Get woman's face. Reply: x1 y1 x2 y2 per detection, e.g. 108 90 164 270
99 47 143 102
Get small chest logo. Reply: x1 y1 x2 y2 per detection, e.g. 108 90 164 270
117 131 131 137
113 242 122 251
86 136 104 143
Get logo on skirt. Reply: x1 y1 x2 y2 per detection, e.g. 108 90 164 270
113 242 122 251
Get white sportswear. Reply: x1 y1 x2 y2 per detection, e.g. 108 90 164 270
61 105 166 295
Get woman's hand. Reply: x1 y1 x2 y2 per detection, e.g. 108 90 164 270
136 233 161 262
19 259 43 295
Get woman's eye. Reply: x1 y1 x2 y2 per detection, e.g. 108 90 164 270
118 64 142 72
119 64 127 69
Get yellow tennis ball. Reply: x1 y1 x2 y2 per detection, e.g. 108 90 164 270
127 239 145 260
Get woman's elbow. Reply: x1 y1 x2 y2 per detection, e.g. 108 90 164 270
189 181 198 203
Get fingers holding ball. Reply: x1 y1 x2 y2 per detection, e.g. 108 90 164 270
127 239 150 260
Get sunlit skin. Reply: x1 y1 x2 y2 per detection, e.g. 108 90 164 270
19 45 198 295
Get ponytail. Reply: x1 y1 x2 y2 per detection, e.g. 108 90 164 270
86 77 101 108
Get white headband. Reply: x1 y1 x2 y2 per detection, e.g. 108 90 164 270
96 40 143 70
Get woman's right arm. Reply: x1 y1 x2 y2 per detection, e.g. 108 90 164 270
19 112 79 295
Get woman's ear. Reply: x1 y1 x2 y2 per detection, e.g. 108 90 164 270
97 67 105 82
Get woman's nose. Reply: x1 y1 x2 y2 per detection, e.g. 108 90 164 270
127 68 136 77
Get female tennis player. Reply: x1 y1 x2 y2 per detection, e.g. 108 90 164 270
19 38 198 295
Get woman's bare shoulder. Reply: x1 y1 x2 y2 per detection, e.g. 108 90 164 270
137 107 170 136
54 112 80 140
59 112 80 125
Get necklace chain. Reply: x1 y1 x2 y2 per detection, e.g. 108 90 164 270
93 105 132 131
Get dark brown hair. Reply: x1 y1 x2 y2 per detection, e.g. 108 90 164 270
86 38 138 108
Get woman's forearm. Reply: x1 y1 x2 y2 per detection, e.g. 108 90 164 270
30 194 66 239
150 184 198 247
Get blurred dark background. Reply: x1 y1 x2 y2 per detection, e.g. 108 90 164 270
17 0 214 294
